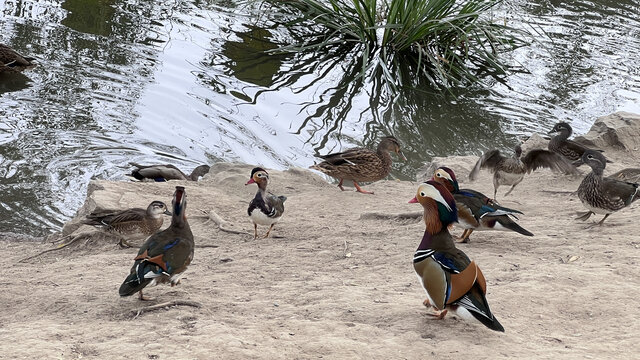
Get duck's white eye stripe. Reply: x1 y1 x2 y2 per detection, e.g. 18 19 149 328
417 184 452 211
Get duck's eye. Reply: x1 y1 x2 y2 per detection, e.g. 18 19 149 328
587 155 594 159
436 173 442 177
420 192 426 197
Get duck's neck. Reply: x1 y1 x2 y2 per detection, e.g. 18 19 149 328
376 148 393 171
557 129 571 141
589 165 604 177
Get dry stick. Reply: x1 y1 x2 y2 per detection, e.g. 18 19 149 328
206 209 249 235
130 300 202 319
18 233 90 263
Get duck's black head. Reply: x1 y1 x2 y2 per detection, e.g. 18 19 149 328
246 167 269 189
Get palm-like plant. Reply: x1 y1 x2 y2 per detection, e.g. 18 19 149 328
256 0 527 91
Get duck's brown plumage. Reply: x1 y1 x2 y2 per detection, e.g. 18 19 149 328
469 144 578 199
310 136 406 194
548 122 603 165
0 44 36 73
576 150 639 225
83 200 171 236
119 187 194 300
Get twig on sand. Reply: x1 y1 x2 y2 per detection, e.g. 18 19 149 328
130 300 202 319
203 209 248 235
18 233 90 263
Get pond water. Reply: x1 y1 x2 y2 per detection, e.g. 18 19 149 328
1 0 639 237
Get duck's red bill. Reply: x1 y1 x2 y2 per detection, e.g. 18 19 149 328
245 178 255 185
408 197 418 203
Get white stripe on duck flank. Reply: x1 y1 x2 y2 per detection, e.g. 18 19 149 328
250 208 282 226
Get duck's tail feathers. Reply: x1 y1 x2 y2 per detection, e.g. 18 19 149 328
497 217 534 236
119 263 155 297
456 287 505 332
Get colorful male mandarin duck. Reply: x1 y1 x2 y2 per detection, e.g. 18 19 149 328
469 144 578 199
576 150 639 225
548 122 604 166
130 163 210 182
119 186 194 301
409 180 504 332
0 44 36 73
246 167 287 239
432 167 533 243
309 136 406 194
83 200 171 247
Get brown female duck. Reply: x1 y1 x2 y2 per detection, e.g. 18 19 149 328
0 44 36 73
576 150 639 225
83 200 171 247
310 136 406 194
469 144 578 199
130 163 210 181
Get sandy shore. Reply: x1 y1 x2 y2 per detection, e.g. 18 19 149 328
1 114 640 359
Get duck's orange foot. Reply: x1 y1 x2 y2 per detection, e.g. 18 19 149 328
138 291 154 301
426 309 448 320
456 236 470 243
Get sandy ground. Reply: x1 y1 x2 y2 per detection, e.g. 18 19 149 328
1 128 640 359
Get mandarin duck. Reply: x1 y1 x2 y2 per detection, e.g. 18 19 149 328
0 44 36 73
576 150 639 225
83 200 171 247
608 168 640 183
469 144 578 199
246 167 287 239
119 186 194 301
129 162 210 182
309 136 406 194
548 122 604 166
432 167 533 243
409 180 504 332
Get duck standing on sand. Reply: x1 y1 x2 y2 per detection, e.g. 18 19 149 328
83 200 171 248
548 122 603 165
246 167 287 239
310 136 406 194
432 166 533 243
129 163 210 182
0 44 36 73
409 180 504 332
469 144 578 199
576 150 639 225
119 186 194 301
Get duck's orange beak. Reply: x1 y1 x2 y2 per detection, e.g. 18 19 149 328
408 196 418 203
245 178 255 185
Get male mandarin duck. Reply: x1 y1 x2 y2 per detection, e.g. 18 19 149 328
576 150 639 225
129 162 210 182
432 167 533 243
0 44 36 73
409 180 504 332
548 122 604 166
246 167 287 239
309 136 406 194
469 144 578 199
83 200 171 247
119 186 194 301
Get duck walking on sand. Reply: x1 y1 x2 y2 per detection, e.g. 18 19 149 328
409 180 504 332
130 163 210 182
548 122 603 165
119 186 194 301
0 44 36 73
432 167 533 243
469 145 578 199
83 200 171 248
576 150 639 225
310 136 406 194
246 167 286 239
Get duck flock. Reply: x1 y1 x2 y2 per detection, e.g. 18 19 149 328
4 44 640 333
